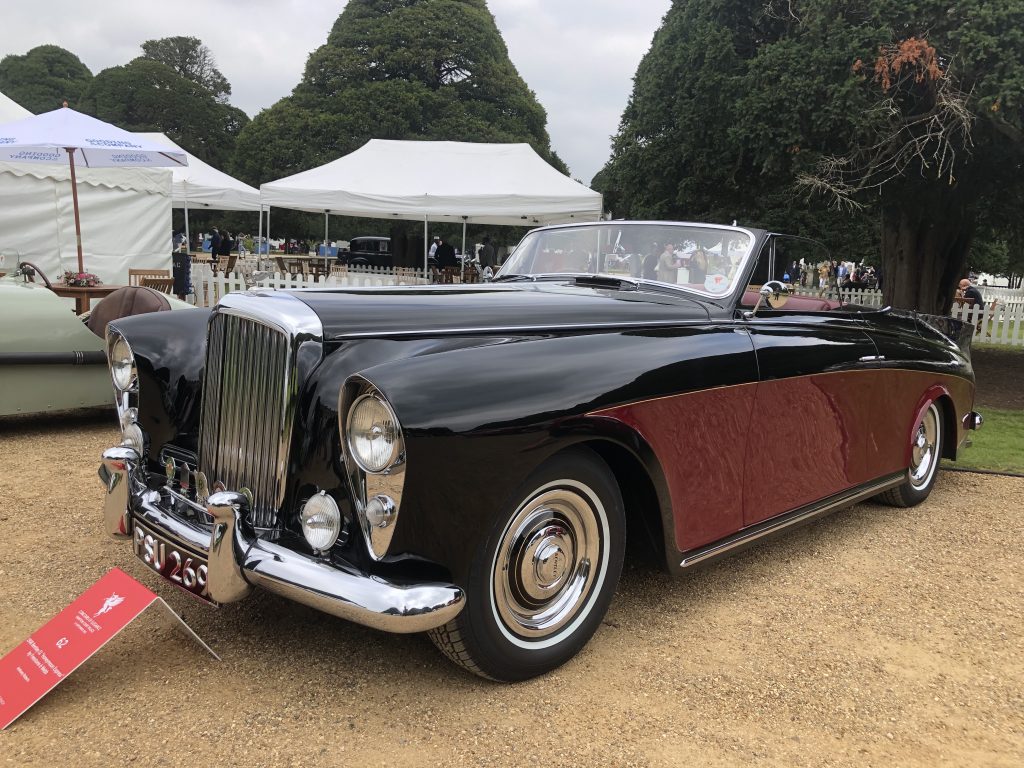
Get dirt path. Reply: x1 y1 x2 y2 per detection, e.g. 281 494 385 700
1 416 1021 767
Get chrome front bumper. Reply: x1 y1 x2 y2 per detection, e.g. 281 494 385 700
98 446 465 633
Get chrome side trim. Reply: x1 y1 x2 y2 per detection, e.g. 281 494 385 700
328 318 713 341
679 473 905 569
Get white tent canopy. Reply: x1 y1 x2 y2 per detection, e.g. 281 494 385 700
0 91 31 123
136 132 260 211
0 97 172 285
259 140 603 226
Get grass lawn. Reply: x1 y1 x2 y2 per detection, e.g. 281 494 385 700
945 407 1024 474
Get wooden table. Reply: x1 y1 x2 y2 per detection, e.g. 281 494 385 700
50 284 123 315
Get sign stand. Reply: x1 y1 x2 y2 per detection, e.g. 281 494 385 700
0 568 218 730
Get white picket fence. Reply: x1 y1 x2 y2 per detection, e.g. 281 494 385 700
792 286 1024 345
191 263 431 308
191 265 1024 346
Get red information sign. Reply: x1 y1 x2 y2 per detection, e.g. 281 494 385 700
0 568 215 729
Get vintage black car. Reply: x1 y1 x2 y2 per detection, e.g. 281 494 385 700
338 235 392 267
98 221 981 681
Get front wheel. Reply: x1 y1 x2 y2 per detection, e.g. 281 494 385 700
876 401 943 507
429 449 625 681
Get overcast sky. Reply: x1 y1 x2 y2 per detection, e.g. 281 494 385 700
0 0 671 184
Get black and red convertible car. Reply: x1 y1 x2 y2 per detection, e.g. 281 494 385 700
98 221 981 680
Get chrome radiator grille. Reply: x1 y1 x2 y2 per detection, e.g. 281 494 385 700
199 312 293 529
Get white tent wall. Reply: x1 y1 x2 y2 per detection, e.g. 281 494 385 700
0 161 172 284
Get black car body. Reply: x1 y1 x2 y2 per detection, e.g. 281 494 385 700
338 236 391 267
99 221 980 680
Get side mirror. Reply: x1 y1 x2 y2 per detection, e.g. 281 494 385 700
759 280 791 309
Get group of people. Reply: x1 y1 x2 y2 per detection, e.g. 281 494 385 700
427 235 498 272
806 261 879 291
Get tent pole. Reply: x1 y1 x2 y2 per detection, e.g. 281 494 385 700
461 218 467 265
257 204 263 271
324 210 329 273
423 215 428 276
65 147 85 273
267 207 271 270
183 181 190 260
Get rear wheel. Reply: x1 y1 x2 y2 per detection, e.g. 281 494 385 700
877 401 943 507
429 449 625 681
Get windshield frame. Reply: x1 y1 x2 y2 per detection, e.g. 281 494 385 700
496 221 761 302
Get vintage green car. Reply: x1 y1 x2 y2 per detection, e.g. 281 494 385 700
0 262 193 416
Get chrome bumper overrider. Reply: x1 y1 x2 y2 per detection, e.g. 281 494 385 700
98 446 465 633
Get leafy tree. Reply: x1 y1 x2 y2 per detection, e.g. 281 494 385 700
140 36 231 102
233 0 566 190
0 45 92 113
77 58 248 169
600 0 1024 314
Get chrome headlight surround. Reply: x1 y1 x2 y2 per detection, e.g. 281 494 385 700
106 327 145 452
346 393 403 473
105 329 138 393
339 378 406 561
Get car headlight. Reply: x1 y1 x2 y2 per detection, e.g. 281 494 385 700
107 333 137 392
346 393 403 473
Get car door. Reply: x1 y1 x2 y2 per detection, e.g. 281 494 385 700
739 235 880 526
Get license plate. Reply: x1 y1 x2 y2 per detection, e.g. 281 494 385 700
132 520 214 604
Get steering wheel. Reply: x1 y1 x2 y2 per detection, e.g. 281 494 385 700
17 261 53 289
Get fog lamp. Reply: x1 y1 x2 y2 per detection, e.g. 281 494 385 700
364 495 396 529
300 491 341 552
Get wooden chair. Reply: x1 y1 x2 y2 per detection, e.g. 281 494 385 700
274 257 288 275
128 268 170 287
141 276 175 294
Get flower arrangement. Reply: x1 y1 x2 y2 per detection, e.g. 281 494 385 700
62 270 102 287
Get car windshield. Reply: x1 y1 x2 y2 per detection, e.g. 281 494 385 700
497 222 755 299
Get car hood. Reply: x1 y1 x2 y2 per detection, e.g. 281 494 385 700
287 282 713 340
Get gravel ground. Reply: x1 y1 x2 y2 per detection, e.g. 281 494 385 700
0 413 1021 767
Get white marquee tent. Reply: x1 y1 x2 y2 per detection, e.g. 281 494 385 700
260 139 603 225
136 132 260 212
0 95 172 284
0 91 31 123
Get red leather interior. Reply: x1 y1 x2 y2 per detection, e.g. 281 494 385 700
86 286 172 337
741 290 840 312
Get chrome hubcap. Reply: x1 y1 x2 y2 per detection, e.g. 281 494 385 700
493 487 601 640
909 404 940 490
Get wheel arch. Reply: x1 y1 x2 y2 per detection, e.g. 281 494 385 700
553 416 676 573
907 384 956 465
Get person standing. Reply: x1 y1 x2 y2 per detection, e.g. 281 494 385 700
429 236 440 262
435 237 457 268
478 236 496 269
656 242 679 283
210 227 222 256
956 277 986 332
